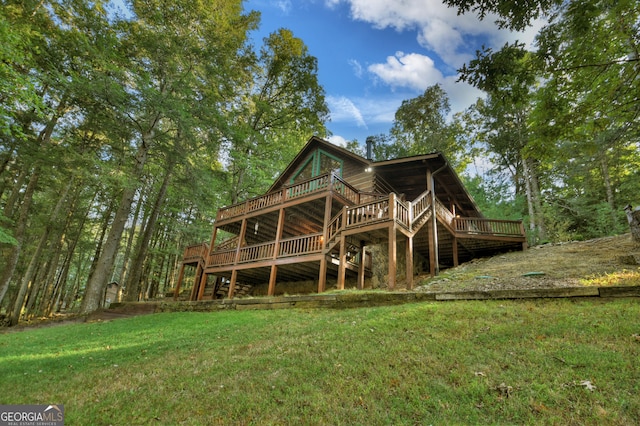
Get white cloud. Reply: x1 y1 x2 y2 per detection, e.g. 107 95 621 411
348 59 363 78
327 134 349 147
326 95 367 128
440 75 485 115
326 0 544 117
333 0 540 70
368 52 444 91
273 0 292 14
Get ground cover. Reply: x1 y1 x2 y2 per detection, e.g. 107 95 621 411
1 298 639 425
417 234 640 293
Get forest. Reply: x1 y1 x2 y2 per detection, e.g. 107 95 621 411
0 0 638 325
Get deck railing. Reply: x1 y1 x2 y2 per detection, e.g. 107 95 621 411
410 191 430 221
279 233 324 257
239 242 276 263
395 197 410 230
325 210 344 250
205 234 324 267
207 249 236 266
345 197 390 227
454 217 524 237
206 187 526 269
183 243 209 262
217 173 361 221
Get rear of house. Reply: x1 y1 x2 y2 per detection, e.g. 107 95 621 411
174 136 526 300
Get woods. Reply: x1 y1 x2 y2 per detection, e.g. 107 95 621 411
0 0 638 322
0 0 328 323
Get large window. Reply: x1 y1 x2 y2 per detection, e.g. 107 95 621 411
291 149 343 184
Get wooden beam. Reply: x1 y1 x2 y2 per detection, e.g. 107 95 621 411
228 270 237 299
268 265 277 296
318 256 327 293
173 264 185 300
196 267 207 300
405 235 414 290
428 214 436 277
267 208 286 296
452 235 459 267
357 241 365 290
337 234 346 290
388 224 396 289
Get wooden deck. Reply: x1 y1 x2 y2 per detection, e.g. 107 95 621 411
183 175 525 273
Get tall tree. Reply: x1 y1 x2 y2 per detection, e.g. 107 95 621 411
79 0 259 314
459 43 547 242
224 28 329 204
533 0 640 233
388 85 469 170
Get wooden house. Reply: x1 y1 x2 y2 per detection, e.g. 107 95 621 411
174 136 526 300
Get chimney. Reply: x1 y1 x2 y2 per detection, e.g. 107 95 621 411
365 136 374 160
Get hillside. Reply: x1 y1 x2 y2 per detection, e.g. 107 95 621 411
416 234 640 293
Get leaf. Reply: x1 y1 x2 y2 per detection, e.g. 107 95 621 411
579 380 596 391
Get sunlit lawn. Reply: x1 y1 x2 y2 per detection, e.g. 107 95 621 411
1 298 639 425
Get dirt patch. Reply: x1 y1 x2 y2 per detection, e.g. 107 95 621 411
416 234 640 293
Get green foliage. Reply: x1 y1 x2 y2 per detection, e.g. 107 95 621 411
443 0 561 31
463 175 526 221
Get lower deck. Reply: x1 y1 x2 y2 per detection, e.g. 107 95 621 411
175 191 526 300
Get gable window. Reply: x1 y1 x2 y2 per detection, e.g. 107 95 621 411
291 149 343 185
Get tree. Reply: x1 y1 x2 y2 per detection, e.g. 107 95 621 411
532 0 640 234
443 0 560 31
459 43 547 242
389 85 469 170
224 29 329 204
78 0 260 314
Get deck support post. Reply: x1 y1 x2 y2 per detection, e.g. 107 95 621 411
213 276 222 299
319 193 333 294
357 241 366 290
228 219 247 299
267 208 286 297
268 265 278 296
318 256 327 293
196 268 207 300
189 265 203 301
452 236 459 267
388 224 396 289
173 264 186 300
428 214 436 277
337 234 346 290
405 235 414 290
228 270 237 299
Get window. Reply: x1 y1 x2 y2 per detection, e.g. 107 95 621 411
291 149 343 185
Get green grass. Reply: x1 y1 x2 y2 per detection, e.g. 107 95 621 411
1 299 639 425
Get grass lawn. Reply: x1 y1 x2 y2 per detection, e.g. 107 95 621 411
1 298 639 425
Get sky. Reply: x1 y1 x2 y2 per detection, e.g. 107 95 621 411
244 0 544 147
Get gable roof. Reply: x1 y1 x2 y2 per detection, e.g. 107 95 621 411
371 154 482 217
267 136 369 192
268 136 482 217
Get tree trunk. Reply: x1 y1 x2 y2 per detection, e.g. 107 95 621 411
600 155 617 227
118 188 143 286
8 178 71 325
79 138 150 314
625 205 640 243
124 159 174 301
0 168 39 306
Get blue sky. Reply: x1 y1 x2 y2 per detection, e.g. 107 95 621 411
245 0 543 147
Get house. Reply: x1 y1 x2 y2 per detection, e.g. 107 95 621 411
174 136 526 300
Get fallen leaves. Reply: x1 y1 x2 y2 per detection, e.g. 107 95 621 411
562 380 597 392
496 382 513 398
